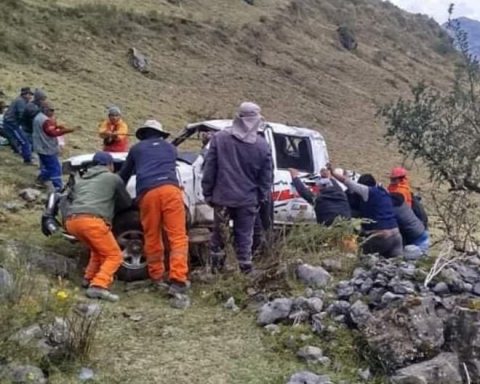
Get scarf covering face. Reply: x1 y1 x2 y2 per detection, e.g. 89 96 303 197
227 102 264 144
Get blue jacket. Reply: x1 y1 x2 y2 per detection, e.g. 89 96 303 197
118 138 179 199
4 96 27 125
360 187 398 231
202 131 273 208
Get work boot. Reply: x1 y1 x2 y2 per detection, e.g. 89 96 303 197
210 250 226 274
81 278 90 289
152 279 170 291
86 286 119 302
168 280 191 296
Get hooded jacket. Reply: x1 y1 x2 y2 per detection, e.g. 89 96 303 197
67 166 132 223
293 178 351 225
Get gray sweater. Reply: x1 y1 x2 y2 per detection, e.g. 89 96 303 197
391 195 425 244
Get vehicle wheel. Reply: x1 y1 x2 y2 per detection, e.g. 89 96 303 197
113 210 149 282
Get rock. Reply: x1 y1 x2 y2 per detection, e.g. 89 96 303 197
454 264 479 284
399 263 417 279
359 278 373 294
0 267 13 295
362 296 445 370
473 283 480 296
170 293 191 309
2 202 22 212
11 324 43 346
389 278 416 294
432 282 450 295
381 291 404 305
257 298 293 325
287 371 332 384
224 297 240 312
289 310 310 324
349 300 372 328
353 267 368 279
311 313 325 334
75 302 102 318
46 317 69 345
296 264 331 288
297 346 324 364
445 307 480 381
336 281 354 300
368 287 386 306
326 300 351 317
293 296 309 310
79 367 95 382
306 297 323 314
2 364 47 384
304 288 314 298
373 274 389 287
358 368 371 381
404 244 423 260
264 324 280 335
19 188 42 202
321 258 343 272
390 352 462 384
441 268 465 293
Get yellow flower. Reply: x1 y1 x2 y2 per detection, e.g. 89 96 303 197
56 290 69 300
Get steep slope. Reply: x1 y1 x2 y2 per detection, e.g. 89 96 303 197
1 0 455 177
451 17 480 58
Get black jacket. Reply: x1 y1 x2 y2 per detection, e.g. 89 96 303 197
293 178 351 226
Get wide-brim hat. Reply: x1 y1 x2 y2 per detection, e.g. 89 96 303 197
136 119 170 140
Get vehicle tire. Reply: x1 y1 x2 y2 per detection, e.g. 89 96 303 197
112 210 149 282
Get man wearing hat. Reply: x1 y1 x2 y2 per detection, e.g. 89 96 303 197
387 167 413 207
119 120 189 295
98 106 129 152
65 151 132 302
32 102 75 191
22 89 48 146
2 87 34 163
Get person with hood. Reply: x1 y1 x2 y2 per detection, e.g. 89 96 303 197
65 152 132 302
118 120 189 295
331 169 403 258
98 106 129 152
32 102 75 191
202 102 273 273
390 192 429 252
22 89 48 146
289 168 351 226
388 167 413 207
3 87 33 163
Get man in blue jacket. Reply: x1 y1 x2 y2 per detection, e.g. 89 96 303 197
202 102 273 273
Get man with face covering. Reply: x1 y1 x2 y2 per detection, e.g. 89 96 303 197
202 102 273 273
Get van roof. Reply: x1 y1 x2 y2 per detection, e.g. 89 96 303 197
186 119 326 141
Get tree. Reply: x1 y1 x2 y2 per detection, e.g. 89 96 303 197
378 4 480 192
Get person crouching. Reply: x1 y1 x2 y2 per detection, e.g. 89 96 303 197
65 151 132 302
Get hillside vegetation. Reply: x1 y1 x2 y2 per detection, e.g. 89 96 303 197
1 0 455 176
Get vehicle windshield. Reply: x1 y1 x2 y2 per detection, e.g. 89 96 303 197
273 133 314 173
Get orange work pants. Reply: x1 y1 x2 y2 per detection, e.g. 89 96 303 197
139 185 189 283
65 216 123 289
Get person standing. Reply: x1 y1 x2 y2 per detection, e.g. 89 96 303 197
32 102 75 191
2 87 33 163
22 89 48 146
118 120 189 294
98 106 129 152
65 151 132 302
202 102 273 273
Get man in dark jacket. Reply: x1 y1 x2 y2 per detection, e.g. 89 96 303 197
289 168 351 226
3 87 33 163
390 193 429 252
119 120 189 295
65 152 132 302
332 170 403 258
202 102 273 273
22 89 47 145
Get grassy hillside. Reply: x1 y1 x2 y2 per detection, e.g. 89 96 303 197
1 0 455 178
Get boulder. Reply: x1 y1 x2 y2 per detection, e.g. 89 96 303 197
326 300 351 317
390 353 462 384
389 278 416 295
1 364 47 384
336 281 354 300
296 264 331 288
362 296 444 370
381 291 404 305
10 324 43 346
321 258 343 272
18 188 42 202
432 282 450 295
257 298 293 325
349 300 372 328
454 264 479 284
297 346 324 364
306 298 323 314
170 293 191 309
473 283 480 296
0 267 13 295
287 371 332 384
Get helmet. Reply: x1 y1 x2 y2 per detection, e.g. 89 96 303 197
390 167 407 179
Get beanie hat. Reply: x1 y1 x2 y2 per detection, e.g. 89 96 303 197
108 106 121 116
92 151 114 166
20 87 33 96
33 89 47 101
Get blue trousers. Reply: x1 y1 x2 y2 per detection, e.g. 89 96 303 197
3 120 31 162
38 154 63 191
413 231 430 253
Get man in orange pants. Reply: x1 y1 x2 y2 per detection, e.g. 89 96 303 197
65 151 132 302
119 120 189 295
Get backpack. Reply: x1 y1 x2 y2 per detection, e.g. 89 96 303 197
411 193 428 229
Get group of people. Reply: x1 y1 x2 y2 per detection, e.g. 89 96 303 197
2 89 429 302
290 165 429 258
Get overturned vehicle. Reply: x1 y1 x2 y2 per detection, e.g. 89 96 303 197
42 120 330 280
